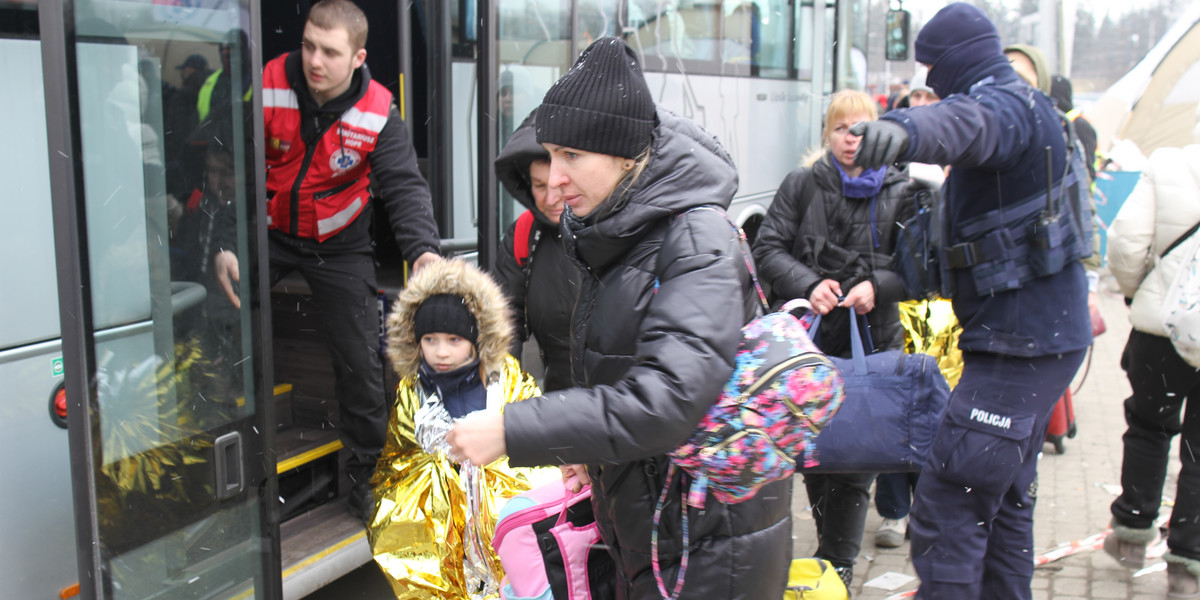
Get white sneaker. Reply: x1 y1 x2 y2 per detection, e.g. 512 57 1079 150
875 517 908 548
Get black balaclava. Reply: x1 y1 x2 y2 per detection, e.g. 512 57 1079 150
914 3 1005 99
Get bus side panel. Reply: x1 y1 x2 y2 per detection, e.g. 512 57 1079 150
0 346 76 599
641 73 815 227
0 37 78 600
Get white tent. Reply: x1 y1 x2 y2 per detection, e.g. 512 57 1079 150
1087 1 1200 156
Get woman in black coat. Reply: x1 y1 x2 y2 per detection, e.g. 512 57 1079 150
752 89 920 587
448 38 792 599
493 114 581 393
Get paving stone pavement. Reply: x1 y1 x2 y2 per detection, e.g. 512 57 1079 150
790 271 1185 600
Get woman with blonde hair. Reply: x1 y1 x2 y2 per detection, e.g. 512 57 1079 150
446 37 792 598
752 88 924 587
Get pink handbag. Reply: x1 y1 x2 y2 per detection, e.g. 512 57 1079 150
492 479 613 599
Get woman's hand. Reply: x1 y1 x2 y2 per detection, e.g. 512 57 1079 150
809 279 843 315
559 464 590 493
446 411 507 466
841 280 876 315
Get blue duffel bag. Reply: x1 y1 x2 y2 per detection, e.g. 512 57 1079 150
800 313 950 474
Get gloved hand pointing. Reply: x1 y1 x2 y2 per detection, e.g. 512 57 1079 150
851 120 910 169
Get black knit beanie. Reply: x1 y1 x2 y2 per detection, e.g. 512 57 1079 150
535 38 656 160
413 294 478 346
1050 75 1074 113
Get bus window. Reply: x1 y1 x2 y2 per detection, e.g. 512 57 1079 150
795 0 816 81
497 0 571 129
626 0 729 73
577 0 623 54
722 1 758 67
498 0 571 72
724 0 794 79
496 0 572 227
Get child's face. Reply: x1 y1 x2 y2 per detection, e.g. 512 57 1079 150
420 332 476 372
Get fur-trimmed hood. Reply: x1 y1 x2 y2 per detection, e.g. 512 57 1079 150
385 259 515 382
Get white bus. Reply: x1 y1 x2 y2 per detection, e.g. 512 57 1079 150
0 1 872 598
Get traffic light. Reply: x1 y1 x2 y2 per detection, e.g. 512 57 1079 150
886 9 910 61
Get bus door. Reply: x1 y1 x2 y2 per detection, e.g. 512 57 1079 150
40 1 280 598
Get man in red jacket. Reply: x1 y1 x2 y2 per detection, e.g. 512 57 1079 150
215 0 440 522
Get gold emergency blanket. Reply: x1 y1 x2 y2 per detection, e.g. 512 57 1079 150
96 340 239 556
898 298 963 389
369 356 558 599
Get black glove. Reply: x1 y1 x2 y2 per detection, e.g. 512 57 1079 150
851 120 910 169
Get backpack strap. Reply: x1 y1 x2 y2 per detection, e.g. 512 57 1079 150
1163 222 1200 259
680 206 770 314
513 209 537 267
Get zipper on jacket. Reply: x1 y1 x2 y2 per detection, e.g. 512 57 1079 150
312 177 359 200
288 114 342 236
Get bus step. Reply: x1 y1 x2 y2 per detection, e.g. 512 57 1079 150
280 500 371 599
275 426 342 474
276 426 343 521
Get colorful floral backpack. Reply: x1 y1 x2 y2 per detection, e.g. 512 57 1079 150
666 297 844 508
652 212 846 600
654 279 845 599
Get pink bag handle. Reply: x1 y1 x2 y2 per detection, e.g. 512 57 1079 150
555 477 592 527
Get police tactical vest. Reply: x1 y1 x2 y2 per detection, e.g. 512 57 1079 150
893 92 1094 299
940 103 1094 297
262 54 392 242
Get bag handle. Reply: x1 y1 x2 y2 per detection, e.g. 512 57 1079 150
807 307 874 370
847 311 873 372
652 464 690 600
555 479 592 527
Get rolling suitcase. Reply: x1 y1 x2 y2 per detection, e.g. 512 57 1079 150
1045 389 1077 454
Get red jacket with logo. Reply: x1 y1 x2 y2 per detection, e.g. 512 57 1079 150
263 54 392 241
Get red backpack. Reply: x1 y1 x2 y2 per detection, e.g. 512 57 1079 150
513 209 539 267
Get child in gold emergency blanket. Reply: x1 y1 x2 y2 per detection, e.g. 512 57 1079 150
368 258 556 599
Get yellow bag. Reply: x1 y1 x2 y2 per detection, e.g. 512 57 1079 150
784 558 848 599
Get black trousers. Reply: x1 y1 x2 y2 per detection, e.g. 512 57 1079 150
802 472 876 571
1112 329 1200 560
269 238 386 486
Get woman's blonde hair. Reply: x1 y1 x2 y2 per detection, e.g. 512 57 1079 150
591 143 653 221
823 89 879 146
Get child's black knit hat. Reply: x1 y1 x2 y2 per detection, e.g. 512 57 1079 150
413 294 478 346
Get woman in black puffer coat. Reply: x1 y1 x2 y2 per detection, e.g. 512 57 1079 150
753 93 920 358
493 113 581 393
752 89 921 588
448 38 792 599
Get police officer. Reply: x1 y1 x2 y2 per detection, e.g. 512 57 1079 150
851 4 1091 599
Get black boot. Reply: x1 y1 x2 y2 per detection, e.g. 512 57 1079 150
834 565 853 597
346 482 374 525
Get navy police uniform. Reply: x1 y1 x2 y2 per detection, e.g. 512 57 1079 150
868 4 1092 598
